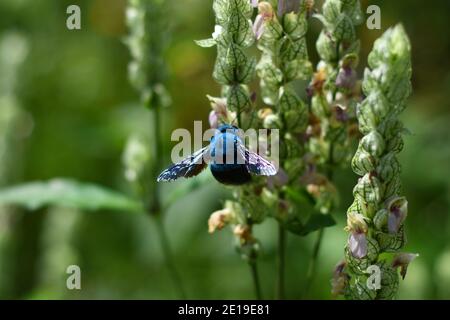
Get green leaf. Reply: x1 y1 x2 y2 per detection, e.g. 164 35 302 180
333 15 355 42
303 213 337 234
226 84 251 112
237 57 256 84
283 12 307 38
284 185 315 206
213 56 234 85
0 179 144 213
279 36 308 61
213 0 229 25
316 31 337 62
227 9 254 47
226 43 247 68
282 186 336 236
322 0 341 24
278 86 300 112
341 0 363 25
194 38 216 48
283 213 336 236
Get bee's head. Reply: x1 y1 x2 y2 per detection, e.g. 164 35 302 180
218 124 239 133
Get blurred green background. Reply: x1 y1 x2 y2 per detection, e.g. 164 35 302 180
0 0 448 299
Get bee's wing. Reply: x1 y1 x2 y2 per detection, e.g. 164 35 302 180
157 146 210 182
237 142 277 176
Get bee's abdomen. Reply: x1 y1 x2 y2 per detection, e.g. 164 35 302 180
210 164 251 185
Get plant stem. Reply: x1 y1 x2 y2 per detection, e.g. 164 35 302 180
303 137 336 298
154 213 187 299
150 103 186 299
303 227 324 298
249 260 262 300
276 224 286 299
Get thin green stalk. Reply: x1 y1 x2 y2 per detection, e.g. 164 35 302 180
152 103 163 205
249 260 262 300
276 224 286 300
150 104 186 299
154 212 187 299
303 227 324 298
304 150 335 298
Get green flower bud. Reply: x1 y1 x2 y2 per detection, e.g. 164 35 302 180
353 173 383 206
377 153 400 182
373 209 388 231
351 146 376 176
361 130 385 158
356 90 389 134
384 175 402 199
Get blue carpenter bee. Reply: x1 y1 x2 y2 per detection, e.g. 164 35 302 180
157 124 277 185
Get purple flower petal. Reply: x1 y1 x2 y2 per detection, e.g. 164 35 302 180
250 0 259 8
348 232 367 258
277 0 300 16
392 253 418 279
209 111 219 129
335 67 357 89
387 197 408 234
252 14 265 40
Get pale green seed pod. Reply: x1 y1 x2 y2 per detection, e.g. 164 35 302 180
348 195 377 219
351 146 376 176
361 130 385 158
353 173 383 206
356 90 390 134
373 209 388 231
377 153 400 182
383 175 402 199
386 133 404 154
